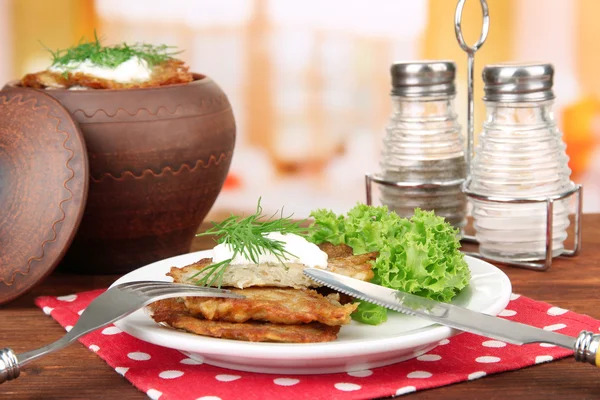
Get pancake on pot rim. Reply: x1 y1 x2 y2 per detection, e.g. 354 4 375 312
20 37 193 90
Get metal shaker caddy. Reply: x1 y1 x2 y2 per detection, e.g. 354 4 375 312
366 0 582 271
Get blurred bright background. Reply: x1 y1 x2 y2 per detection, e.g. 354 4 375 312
2 0 600 218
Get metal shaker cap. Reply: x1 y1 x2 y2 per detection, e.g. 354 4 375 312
390 61 456 97
482 62 555 102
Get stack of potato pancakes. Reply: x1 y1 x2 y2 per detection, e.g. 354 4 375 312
150 243 376 343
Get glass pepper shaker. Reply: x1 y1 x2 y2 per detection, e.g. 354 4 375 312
468 63 575 262
378 61 467 232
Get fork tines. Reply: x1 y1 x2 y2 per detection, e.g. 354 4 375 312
115 280 242 297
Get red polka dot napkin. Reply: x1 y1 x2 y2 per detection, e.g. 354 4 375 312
35 291 599 400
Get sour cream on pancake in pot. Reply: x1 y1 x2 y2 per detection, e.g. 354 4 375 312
49 56 153 83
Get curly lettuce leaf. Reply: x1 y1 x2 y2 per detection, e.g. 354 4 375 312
308 205 470 325
351 301 388 325
307 208 346 245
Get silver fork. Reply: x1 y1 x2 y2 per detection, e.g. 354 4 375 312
0 280 243 383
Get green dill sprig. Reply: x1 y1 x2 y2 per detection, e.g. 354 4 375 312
44 31 180 70
191 199 310 287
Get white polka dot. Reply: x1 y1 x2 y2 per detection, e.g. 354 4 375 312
476 356 501 363
407 371 432 378
65 325 73 332
334 383 362 391
438 339 450 345
101 326 122 335
510 293 521 300
196 397 222 400
544 323 567 331
88 345 100 352
115 367 129 376
215 374 241 382
57 294 77 302
498 309 517 317
468 371 487 380
159 370 184 379
42 306 53 315
347 369 373 377
547 307 568 316
417 354 441 361
274 378 300 386
396 386 416 395
535 355 553 364
482 340 506 348
540 343 556 348
77 309 85 316
147 389 162 400
180 357 204 365
128 352 151 361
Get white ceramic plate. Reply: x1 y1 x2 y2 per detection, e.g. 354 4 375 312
112 252 511 375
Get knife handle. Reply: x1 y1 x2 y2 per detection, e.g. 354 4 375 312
0 348 20 383
574 331 600 366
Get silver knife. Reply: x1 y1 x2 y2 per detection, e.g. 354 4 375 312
304 268 600 368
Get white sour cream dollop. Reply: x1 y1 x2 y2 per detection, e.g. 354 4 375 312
49 56 153 83
212 232 328 268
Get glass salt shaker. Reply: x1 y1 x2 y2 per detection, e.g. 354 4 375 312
468 63 575 262
378 61 467 232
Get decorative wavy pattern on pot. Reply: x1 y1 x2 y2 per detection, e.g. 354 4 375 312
68 95 230 122
89 152 232 183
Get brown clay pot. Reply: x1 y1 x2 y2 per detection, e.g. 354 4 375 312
4 74 235 274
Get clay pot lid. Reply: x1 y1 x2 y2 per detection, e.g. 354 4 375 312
0 87 88 304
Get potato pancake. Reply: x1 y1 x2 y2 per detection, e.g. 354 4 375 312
150 298 341 343
20 59 193 90
168 245 376 289
182 287 357 326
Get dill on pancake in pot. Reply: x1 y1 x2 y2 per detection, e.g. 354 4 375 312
44 32 180 72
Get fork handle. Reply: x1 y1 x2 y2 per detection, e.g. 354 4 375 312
574 330 600 366
0 348 20 383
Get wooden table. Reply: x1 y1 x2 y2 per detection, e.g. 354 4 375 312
1 215 599 399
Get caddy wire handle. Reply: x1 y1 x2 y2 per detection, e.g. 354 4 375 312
454 0 489 175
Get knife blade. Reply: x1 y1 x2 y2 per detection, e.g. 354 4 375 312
304 267 600 367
